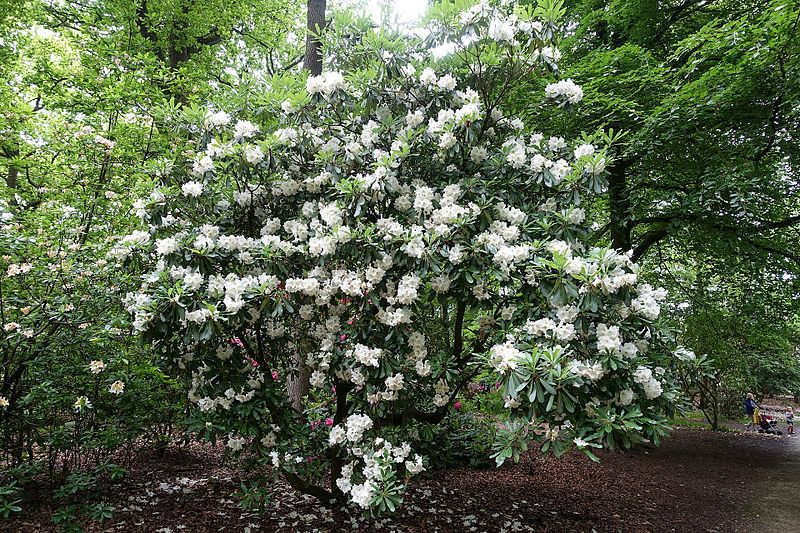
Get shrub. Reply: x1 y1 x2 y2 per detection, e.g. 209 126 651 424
120 0 688 513
0 116 182 514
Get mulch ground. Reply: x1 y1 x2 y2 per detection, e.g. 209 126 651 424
6 427 795 533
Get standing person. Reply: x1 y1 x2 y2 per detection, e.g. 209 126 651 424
786 407 794 435
744 393 759 430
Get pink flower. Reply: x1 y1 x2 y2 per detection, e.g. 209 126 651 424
271 370 279 380
230 337 244 348
325 418 333 426
340 334 347 341
453 401 463 410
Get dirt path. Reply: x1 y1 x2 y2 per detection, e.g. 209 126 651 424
7 427 800 532
745 434 800 530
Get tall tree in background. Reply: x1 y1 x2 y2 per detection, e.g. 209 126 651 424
43 0 301 103
0 0 304 468
303 0 327 75
0 0 301 203
536 0 800 269
513 0 800 405
515 0 800 301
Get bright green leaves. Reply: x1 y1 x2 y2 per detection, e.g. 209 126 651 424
491 418 531 467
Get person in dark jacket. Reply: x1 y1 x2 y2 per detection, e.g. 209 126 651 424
744 393 758 430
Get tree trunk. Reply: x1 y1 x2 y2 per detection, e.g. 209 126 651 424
303 0 326 75
5 146 19 189
608 160 632 252
6 165 17 189
288 0 327 413
287 355 311 413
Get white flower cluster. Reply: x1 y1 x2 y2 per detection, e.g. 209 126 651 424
348 344 383 368
633 366 664 399
524 315 576 344
306 72 346 95
595 323 622 353
488 340 527 374
233 120 259 140
89 359 106 374
459 1 545 45
328 413 374 446
631 284 668 321
545 79 584 106
570 359 605 382
0 200 13 227
335 438 423 509
182 181 204 197
204 110 231 129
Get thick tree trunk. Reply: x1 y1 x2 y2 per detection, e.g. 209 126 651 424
303 0 326 75
608 160 632 252
6 165 17 189
4 145 19 189
287 355 311 413
288 0 327 413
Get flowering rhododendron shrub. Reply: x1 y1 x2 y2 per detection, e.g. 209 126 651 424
121 0 687 512
0 110 182 480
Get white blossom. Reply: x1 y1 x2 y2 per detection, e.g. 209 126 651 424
488 18 515 41
182 181 204 197
306 71 347 95
233 120 259 140
489 341 526 374
345 413 373 443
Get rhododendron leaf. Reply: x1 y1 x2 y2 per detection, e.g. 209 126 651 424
583 449 600 463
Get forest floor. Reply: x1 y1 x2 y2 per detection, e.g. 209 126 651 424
7 424 800 533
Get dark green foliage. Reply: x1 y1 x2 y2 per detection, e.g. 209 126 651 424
419 411 497 469
510 0 800 426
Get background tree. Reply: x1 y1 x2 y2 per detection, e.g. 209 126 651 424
0 0 304 523
510 0 800 420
